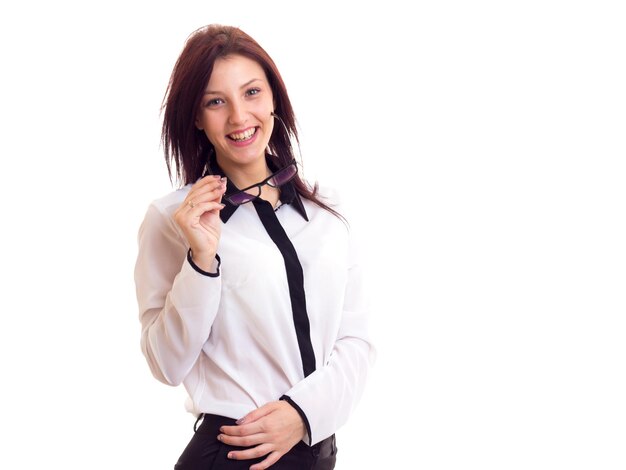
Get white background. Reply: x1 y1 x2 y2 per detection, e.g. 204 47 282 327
1 1 625 469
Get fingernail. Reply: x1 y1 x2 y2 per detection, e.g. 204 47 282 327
220 177 227 184
216 434 222 441
236 417 245 425
227 452 234 459
218 203 225 209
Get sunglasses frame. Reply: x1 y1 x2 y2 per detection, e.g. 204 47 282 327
224 160 298 206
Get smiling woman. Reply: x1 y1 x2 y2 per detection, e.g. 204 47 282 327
195 55 276 175
134 24 374 470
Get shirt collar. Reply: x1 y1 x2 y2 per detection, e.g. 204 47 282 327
207 155 309 223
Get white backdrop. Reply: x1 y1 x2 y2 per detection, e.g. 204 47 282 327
1 1 625 469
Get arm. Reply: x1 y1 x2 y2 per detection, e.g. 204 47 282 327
282 248 375 445
134 202 223 386
134 175 227 385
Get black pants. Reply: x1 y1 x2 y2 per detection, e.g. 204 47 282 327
174 414 337 470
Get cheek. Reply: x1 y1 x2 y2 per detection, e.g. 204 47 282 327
198 113 222 137
256 104 275 128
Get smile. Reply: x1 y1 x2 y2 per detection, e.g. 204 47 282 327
228 127 257 142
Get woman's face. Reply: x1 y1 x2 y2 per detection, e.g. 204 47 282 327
196 54 275 170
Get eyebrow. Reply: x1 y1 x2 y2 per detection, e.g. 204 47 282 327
204 78 263 95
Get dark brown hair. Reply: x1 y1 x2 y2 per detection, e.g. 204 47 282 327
161 24 342 219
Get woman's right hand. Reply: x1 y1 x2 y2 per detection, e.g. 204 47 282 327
173 175 227 272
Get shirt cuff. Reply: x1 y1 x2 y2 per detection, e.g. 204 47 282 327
280 395 312 445
187 249 221 277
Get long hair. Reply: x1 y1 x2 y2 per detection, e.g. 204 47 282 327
161 24 342 219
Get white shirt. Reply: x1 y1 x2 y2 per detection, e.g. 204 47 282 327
134 180 374 445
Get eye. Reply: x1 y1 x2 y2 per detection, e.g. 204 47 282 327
246 87 261 97
205 97 224 107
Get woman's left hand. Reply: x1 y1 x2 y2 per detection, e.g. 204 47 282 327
218 401 306 470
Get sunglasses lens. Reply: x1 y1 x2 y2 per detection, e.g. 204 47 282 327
268 164 297 187
228 192 256 205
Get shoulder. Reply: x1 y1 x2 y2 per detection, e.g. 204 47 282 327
138 185 191 242
310 183 357 223
314 183 343 206
148 185 192 218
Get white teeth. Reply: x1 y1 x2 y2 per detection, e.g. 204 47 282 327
229 128 256 141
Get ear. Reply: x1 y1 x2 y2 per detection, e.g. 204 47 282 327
195 116 203 131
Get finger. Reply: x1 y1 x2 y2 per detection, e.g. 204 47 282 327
191 174 223 190
218 431 266 447
175 202 223 229
236 402 277 425
226 443 273 461
250 451 282 470
187 178 227 204
220 421 263 437
190 175 226 196
185 201 225 218
185 189 226 212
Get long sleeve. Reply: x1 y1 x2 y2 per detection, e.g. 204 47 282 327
134 184 374 430
134 202 222 386
283 230 375 445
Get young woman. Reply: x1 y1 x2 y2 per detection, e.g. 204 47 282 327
134 24 374 470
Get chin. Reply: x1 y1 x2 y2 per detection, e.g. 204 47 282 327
219 149 266 166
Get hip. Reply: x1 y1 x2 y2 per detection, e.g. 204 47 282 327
174 413 337 470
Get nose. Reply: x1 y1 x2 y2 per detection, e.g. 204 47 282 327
228 99 247 126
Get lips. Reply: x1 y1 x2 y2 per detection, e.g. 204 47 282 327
227 127 257 142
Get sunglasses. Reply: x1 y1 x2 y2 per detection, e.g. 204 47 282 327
224 161 298 206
